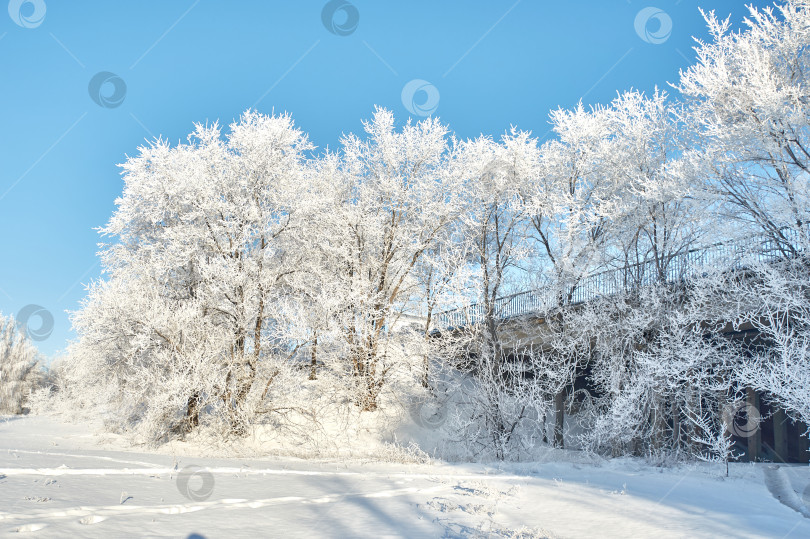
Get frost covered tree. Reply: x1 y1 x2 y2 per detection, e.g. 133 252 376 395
677 0 810 435
525 102 618 296
458 133 533 362
605 91 705 283
68 111 314 439
308 109 467 411
442 131 555 459
67 108 474 439
553 90 717 455
518 96 646 448
678 1 810 251
0 313 41 415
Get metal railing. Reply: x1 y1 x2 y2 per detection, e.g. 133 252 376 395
435 227 806 330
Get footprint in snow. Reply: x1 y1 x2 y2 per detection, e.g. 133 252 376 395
79 515 107 525
12 523 48 533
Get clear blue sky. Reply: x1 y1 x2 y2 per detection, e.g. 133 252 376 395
0 0 764 358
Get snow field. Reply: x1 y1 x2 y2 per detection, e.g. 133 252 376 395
2 416 809 538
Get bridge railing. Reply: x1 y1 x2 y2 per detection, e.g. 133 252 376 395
435 227 805 330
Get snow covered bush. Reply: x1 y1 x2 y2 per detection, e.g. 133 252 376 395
730 258 810 428
0 313 41 414
565 281 739 461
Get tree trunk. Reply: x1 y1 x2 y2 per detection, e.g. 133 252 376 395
671 399 681 452
309 333 318 380
185 392 201 432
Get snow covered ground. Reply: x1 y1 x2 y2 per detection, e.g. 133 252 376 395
1 415 809 538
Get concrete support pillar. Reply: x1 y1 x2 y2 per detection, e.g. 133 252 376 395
773 408 788 463
746 387 762 462
798 421 810 464
651 397 666 450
